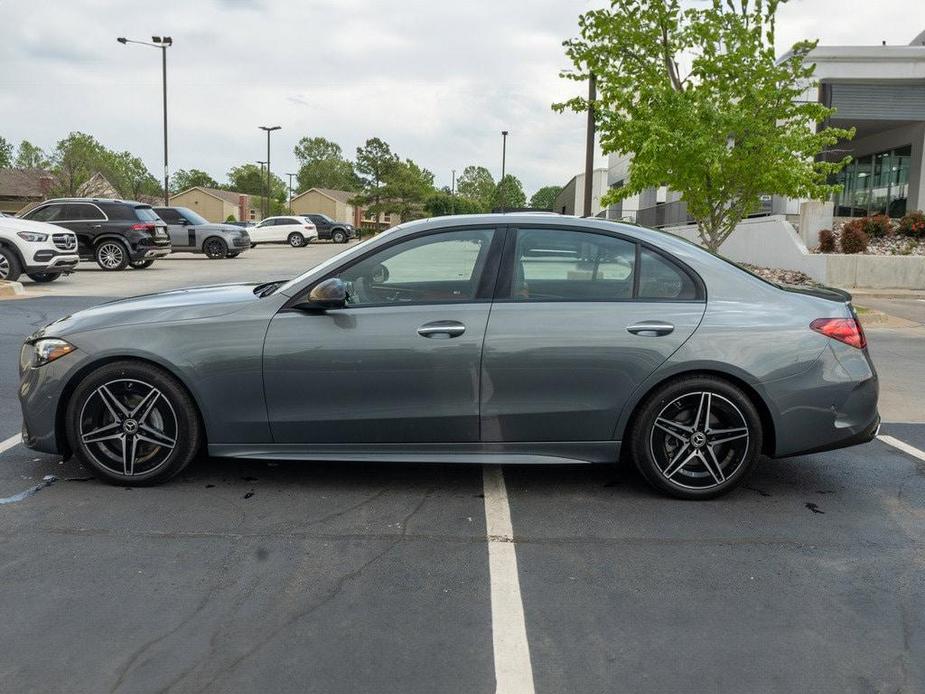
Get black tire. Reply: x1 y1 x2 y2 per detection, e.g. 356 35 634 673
332 229 347 244
65 360 202 486
0 246 23 282
628 375 762 500
26 272 62 283
202 237 228 259
129 259 154 269
95 240 130 271
226 251 241 258
288 232 305 248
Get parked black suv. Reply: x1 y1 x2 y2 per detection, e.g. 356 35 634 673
302 214 356 243
22 198 172 271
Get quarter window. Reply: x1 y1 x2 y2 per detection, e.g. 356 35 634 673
338 229 495 307
510 228 636 301
638 248 698 300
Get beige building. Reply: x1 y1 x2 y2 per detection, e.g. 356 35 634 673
168 187 259 222
290 187 400 230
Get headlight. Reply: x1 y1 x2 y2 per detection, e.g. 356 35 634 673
22 338 76 369
17 231 48 242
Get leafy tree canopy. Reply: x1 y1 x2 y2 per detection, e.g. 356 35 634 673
51 132 110 196
0 136 13 168
352 138 401 216
491 174 527 210
425 191 485 217
456 165 495 211
555 0 853 251
294 136 359 193
227 163 287 202
379 159 435 221
530 185 563 210
15 140 49 169
171 168 218 193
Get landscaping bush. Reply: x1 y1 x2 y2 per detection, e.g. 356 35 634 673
839 221 868 254
817 228 835 253
860 214 892 238
898 210 925 238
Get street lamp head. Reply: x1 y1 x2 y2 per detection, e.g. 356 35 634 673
502 130 509 136
116 37 127 44
152 36 161 43
259 125 282 133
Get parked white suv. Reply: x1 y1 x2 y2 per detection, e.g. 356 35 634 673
0 216 80 283
249 216 318 248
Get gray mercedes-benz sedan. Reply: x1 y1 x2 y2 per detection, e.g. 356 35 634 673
18 214 879 499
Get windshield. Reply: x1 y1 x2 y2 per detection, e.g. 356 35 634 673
177 207 209 225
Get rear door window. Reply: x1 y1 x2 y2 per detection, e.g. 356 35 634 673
156 208 183 224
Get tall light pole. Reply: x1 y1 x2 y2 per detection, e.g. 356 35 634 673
256 161 267 219
500 131 509 212
451 169 456 215
259 126 281 219
117 35 172 205
583 72 597 218
286 172 297 213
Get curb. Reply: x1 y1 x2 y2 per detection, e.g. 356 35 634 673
0 280 25 297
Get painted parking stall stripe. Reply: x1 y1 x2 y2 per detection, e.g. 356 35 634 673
878 434 925 463
0 434 21 456
482 465 535 694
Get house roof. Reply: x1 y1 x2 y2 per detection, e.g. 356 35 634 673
291 187 358 205
0 168 55 198
171 186 249 205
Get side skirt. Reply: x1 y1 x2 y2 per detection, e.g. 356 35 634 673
208 440 620 465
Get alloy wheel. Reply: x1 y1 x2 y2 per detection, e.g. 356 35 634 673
288 233 304 248
649 391 750 490
78 379 178 477
97 243 125 270
0 254 9 279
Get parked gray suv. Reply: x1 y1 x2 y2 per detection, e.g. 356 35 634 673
153 207 251 259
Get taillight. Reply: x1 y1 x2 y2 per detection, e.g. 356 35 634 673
129 223 156 232
810 317 866 349
304 225 314 231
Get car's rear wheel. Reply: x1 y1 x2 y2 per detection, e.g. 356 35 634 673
203 237 228 259
129 259 154 269
0 247 23 281
629 375 762 499
95 241 129 271
332 230 347 244
26 272 62 282
65 361 202 486
288 232 305 248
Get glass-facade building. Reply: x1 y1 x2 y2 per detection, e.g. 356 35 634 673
832 144 912 218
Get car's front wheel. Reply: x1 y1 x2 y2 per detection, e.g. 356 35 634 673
65 361 202 486
95 241 129 271
288 232 305 248
332 230 347 244
629 376 762 499
0 247 22 281
203 237 228 259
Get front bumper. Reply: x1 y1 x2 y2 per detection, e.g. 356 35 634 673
23 253 80 273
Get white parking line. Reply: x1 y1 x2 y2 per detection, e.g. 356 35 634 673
0 434 22 456
878 434 925 463
482 465 535 694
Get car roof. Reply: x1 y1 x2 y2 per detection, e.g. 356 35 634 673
42 197 151 207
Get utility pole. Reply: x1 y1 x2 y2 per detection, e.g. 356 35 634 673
286 172 297 213
500 130 509 212
256 161 267 219
583 72 597 218
117 35 172 205
259 126 281 218
451 169 456 215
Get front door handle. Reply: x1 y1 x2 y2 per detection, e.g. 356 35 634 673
627 321 675 336
417 320 466 339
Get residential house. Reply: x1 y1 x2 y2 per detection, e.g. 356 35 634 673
0 168 55 214
290 187 400 230
168 187 258 223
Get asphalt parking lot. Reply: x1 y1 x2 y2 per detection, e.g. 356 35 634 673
1 246 924 693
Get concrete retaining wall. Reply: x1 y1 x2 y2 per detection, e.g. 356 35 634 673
663 216 925 290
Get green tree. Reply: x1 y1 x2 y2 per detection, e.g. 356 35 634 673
171 168 218 193
352 137 399 216
14 141 49 169
529 185 562 210
0 136 14 168
491 174 527 210
379 159 435 221
456 165 495 211
556 0 853 251
50 132 109 196
227 163 286 201
294 136 358 192
425 191 485 217
102 151 161 199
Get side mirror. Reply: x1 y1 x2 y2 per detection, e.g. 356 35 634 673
303 277 347 310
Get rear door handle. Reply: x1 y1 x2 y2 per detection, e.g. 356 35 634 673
627 321 674 336
418 320 466 339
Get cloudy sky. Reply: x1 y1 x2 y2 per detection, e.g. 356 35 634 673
1 0 923 196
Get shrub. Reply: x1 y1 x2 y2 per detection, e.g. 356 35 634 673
861 214 892 238
840 221 868 254
898 210 925 238
817 228 836 253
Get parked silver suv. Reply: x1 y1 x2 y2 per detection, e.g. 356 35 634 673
154 207 251 259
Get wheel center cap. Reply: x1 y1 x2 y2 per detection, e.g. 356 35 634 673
122 419 138 435
690 431 707 448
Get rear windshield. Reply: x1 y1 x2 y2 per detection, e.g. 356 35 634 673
135 206 160 222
